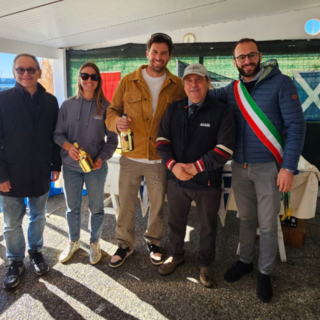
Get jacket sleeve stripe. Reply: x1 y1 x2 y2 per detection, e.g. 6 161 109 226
156 137 171 143
166 159 176 170
156 141 170 147
214 147 231 159
216 144 233 155
195 159 205 172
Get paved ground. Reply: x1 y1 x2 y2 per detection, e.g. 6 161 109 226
0 193 319 320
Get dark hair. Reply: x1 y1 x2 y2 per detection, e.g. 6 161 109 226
75 61 107 117
13 53 40 70
232 38 260 57
147 33 173 55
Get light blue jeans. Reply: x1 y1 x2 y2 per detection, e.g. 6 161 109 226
1 192 49 261
63 162 107 243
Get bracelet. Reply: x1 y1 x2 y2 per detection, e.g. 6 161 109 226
284 168 294 173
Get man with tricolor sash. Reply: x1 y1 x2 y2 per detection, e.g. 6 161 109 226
210 38 305 302
156 64 235 288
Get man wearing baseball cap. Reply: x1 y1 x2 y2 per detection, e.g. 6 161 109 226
156 63 235 287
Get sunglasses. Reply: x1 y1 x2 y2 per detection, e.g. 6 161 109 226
150 33 172 41
15 67 38 75
79 73 100 81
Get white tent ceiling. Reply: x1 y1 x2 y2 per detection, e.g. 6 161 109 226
0 0 319 57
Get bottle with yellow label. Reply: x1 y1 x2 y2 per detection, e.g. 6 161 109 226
120 114 134 152
73 141 94 173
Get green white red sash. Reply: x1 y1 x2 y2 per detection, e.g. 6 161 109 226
234 80 284 165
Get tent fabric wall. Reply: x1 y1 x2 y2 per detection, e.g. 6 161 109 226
66 49 320 170
293 71 320 121
67 58 177 97
68 54 320 98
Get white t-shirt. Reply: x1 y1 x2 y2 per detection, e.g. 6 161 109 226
127 68 166 164
142 67 166 114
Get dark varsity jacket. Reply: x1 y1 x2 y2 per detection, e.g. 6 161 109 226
156 92 235 189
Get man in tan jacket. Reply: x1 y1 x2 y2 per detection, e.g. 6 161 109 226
106 33 185 268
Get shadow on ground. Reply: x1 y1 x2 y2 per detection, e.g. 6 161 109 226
0 193 319 320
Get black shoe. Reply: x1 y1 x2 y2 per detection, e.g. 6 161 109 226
3 260 25 289
28 250 50 276
109 247 134 268
147 244 164 265
257 272 273 303
224 260 253 283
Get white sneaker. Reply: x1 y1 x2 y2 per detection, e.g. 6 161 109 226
59 241 80 263
90 242 102 265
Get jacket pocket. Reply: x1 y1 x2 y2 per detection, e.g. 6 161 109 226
123 93 142 117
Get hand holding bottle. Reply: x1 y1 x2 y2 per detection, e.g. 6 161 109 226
116 116 132 132
72 141 94 172
119 114 134 152
63 141 80 161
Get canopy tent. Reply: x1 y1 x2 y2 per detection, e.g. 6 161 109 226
1 0 320 168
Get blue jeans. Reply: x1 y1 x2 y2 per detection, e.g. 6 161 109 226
63 162 107 243
1 192 49 261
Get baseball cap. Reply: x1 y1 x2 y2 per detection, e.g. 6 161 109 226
183 63 209 79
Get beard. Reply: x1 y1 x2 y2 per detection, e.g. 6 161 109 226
237 60 261 79
148 60 168 74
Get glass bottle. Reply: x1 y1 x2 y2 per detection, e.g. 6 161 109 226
73 141 94 173
120 114 134 152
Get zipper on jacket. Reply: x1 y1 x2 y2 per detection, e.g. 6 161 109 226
182 104 189 148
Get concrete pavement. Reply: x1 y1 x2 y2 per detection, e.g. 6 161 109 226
0 194 319 320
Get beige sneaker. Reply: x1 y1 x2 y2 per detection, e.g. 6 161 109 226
90 242 102 265
59 241 80 263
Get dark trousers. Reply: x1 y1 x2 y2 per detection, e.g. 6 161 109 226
167 179 222 266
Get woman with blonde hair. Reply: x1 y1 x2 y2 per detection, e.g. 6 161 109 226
54 62 117 265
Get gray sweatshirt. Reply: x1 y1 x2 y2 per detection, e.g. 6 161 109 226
54 96 118 172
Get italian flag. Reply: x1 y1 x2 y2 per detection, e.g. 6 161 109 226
234 80 284 165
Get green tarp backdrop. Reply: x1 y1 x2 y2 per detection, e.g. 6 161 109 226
68 54 320 97
66 40 320 168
